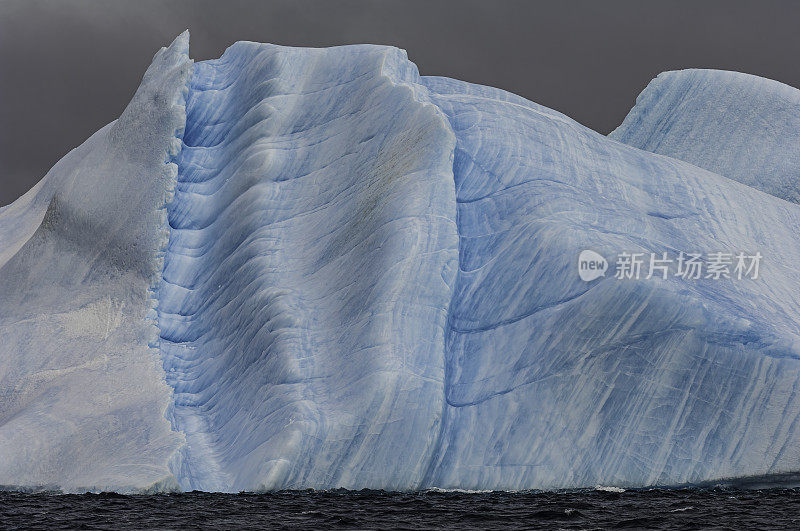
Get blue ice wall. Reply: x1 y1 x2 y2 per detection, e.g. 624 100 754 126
156 42 458 491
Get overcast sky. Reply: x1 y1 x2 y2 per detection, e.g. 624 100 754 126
2 0 800 206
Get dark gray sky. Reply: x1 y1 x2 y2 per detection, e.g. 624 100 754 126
2 0 800 206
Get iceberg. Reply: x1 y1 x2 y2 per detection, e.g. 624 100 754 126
1 33 799 492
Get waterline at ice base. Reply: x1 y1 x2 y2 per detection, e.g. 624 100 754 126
1 31 799 493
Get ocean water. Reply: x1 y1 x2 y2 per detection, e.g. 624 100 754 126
1 488 798 530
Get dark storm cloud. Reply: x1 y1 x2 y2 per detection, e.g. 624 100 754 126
2 0 800 206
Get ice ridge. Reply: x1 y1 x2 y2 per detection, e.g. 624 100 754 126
156 42 458 491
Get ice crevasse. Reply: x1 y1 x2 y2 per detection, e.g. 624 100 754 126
1 32 799 492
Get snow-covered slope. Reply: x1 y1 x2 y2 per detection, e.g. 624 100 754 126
0 32 191 492
1 34 799 492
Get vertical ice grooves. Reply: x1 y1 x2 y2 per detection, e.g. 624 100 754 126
157 56 234 491
156 43 459 491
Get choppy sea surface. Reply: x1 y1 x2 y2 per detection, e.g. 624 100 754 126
1 487 798 529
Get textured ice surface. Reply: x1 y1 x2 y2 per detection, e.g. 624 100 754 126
610 69 800 203
421 76 800 489
1 34 799 492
